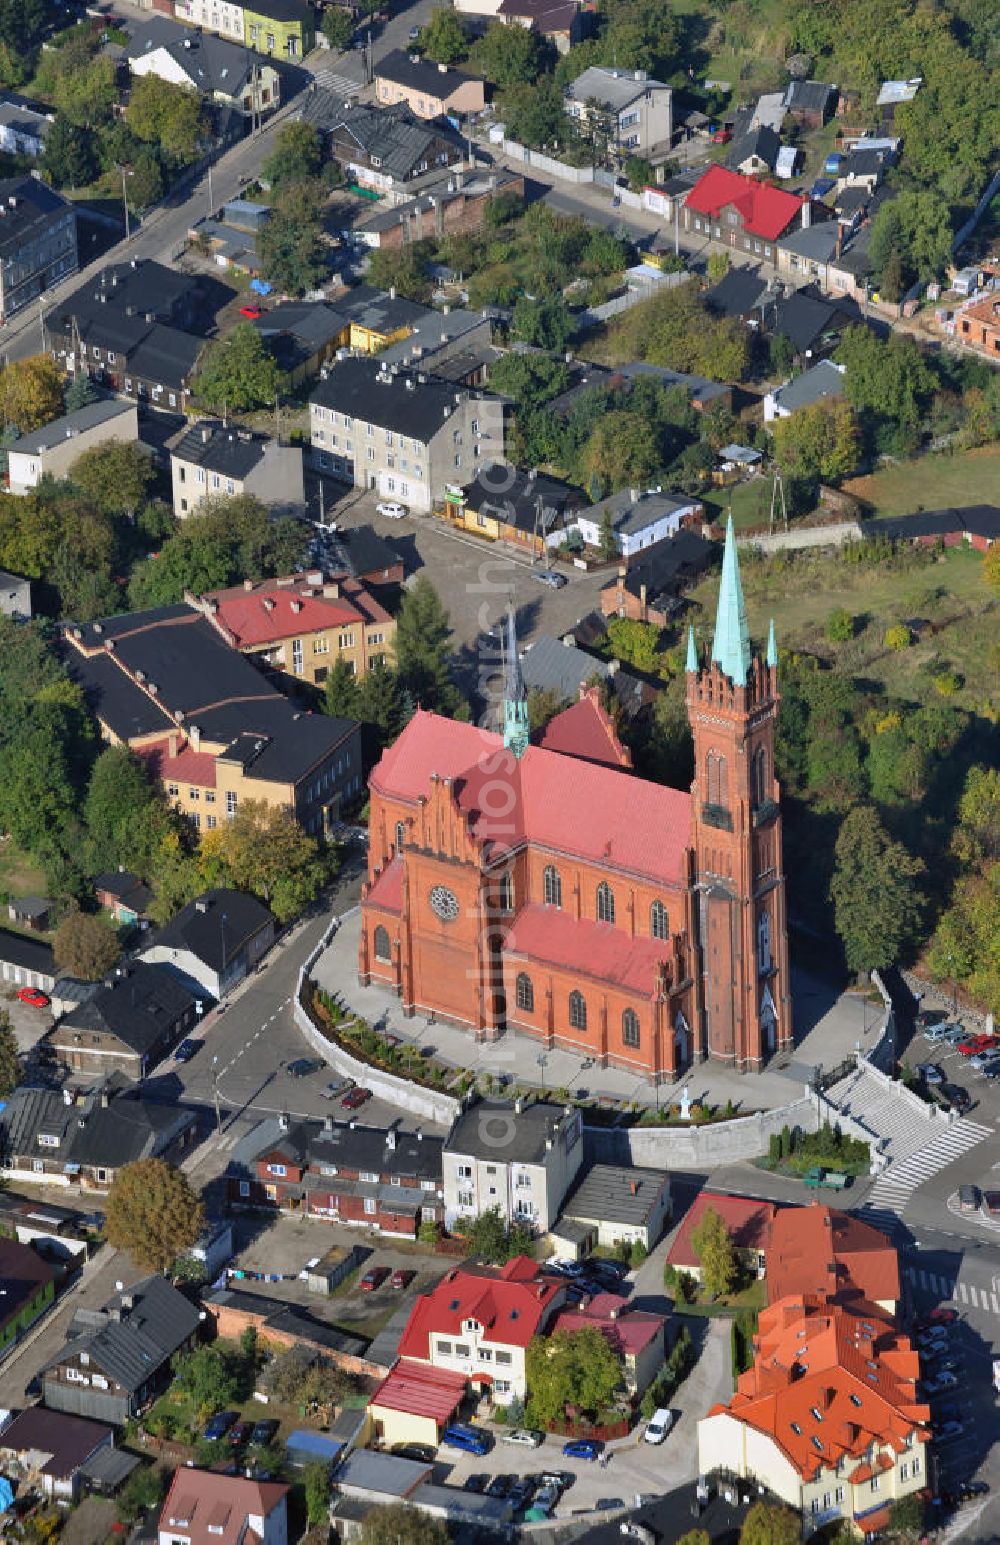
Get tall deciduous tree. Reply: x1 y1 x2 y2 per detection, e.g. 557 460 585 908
105 1157 205 1273
469 20 543 85
772 399 861 483
322 7 353 49
128 75 205 163
525 1327 623 1427
257 177 329 296
84 745 164 876
0 356 63 433
361 1507 449 1545
41 113 99 188
52 910 121 980
203 800 327 922
584 411 659 493
455 1207 533 1263
830 805 925 978
262 121 322 188
690 1205 739 1296
128 493 307 610
70 441 155 519
419 7 468 63
195 322 278 414
739 1501 802 1545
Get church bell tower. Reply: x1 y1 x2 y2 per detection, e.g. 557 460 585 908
685 518 792 1070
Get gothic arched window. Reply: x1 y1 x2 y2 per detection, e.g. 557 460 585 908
751 747 767 808
373 925 391 962
568 990 587 1031
499 870 514 912
596 881 615 925
515 972 534 1012
650 899 668 940
543 865 562 908
395 820 406 852
707 751 729 808
758 912 772 976
622 1008 640 1047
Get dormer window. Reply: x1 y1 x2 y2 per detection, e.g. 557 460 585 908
268 1163 287 1177
811 1436 823 1452
811 1407 823 1422
791 1422 802 1435
463 1319 481 1334
849 1394 862 1408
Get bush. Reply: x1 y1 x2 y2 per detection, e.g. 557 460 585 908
825 607 855 643
885 623 912 651
934 669 961 696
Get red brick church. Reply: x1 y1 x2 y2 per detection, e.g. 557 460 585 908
359 521 792 1075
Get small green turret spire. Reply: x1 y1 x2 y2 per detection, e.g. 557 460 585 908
711 516 752 687
767 617 778 669
686 625 698 674
502 606 529 760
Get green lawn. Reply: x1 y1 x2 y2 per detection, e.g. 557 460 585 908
686 544 998 712
701 479 780 532
841 445 1000 518
0 840 47 904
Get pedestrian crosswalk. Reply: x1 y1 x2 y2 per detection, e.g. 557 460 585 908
309 66 364 99
859 1115 992 1227
905 1265 1000 1316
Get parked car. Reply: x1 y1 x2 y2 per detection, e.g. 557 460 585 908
376 501 406 519
916 1008 947 1032
508 1478 537 1511
563 1439 601 1460
286 1057 323 1077
531 568 567 588
16 987 49 1009
969 1051 1000 1071
390 1442 436 1463
485 1473 515 1498
174 1038 201 1062
239 305 263 319
644 1408 674 1444
502 1429 544 1448
249 1420 278 1446
927 1307 959 1324
926 1371 959 1392
463 1473 488 1493
959 1184 981 1211
390 1268 415 1290
203 1411 239 1441
958 1035 994 1056
408 24 421 39
983 1191 1000 1216
228 1421 254 1448
342 1086 371 1110
934 1419 964 1441
959 1481 989 1498
321 1078 353 1100
916 1063 944 1084
360 1266 389 1291
711 126 732 143
940 1084 971 1112
441 1424 491 1456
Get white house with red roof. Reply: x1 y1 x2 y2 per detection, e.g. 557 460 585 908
682 165 808 267
158 1469 289 1545
549 1293 666 1396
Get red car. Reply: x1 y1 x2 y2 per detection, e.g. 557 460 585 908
391 1268 415 1290
711 127 732 144
341 1086 371 1110
16 987 49 1009
958 1035 993 1055
927 1307 959 1324
361 1267 389 1292
239 304 263 319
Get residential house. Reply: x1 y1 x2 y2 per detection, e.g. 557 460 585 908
42 1275 201 1424
190 570 395 688
333 1449 434 1508
308 356 505 513
548 1294 666 1394
43 963 200 1079
826 233 875 302
600 529 715 627
951 290 1000 361
0 176 77 325
128 19 280 117
876 77 921 124
0 96 54 158
8 896 50 932
367 1361 469 1450
0 1408 117 1502
836 146 891 195
242 0 315 59
564 66 672 160
320 524 405 593
0 929 59 997
203 1283 371 1370
251 301 348 386
442 1098 583 1233
186 211 268 278
93 871 154 926
327 283 433 356
375 301 497 385
495 0 585 54
682 165 805 267
703 264 770 323
63 604 363 837
320 103 465 195
170 420 305 519
446 465 581 555
6 401 139 496
558 1163 672 1253
140 888 275 1000
783 79 837 129
175 0 245 41
0 1081 199 1191
159 1469 290 1545
725 124 780 176
0 1239 59 1359
0 569 32 619
763 359 845 421
225 1113 445 1237
374 51 485 120
776 222 842 289
518 634 649 724
575 487 702 558
768 1204 900 1317
861 505 1000 554
761 289 847 360
356 168 524 254
666 1191 779 1281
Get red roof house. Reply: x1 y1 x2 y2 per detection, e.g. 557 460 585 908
682 166 806 253
158 1469 289 1545
667 1191 779 1276
767 1203 900 1312
550 1293 666 1394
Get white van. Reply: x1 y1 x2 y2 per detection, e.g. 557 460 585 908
644 1408 674 1444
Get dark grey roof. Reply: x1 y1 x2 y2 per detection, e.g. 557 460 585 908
252 302 347 373
771 358 845 412
0 176 73 262
48 260 196 331
784 80 836 115
562 1162 668 1226
247 0 311 19
322 524 402 581
841 148 887 179
64 646 175 741
147 888 274 973
834 185 871 219
336 1449 432 1497
235 1113 443 1184
588 487 695 537
47 1275 200 1391
565 66 670 111
446 1099 577 1164
0 1083 195 1173
14 400 135 456
323 102 463 180
860 506 1000 543
172 420 269 479
125 325 204 390
92 872 154 913
614 361 728 406
202 1285 368 1357
57 963 197 1059
464 465 580 536
703 265 769 319
216 715 357 785
376 304 491 365
777 223 841 263
311 357 491 442
764 289 838 353
519 634 612 701
376 49 470 99
129 24 255 95
78 1445 141 1487
603 529 714 606
726 124 780 171
333 284 433 336
0 927 55 976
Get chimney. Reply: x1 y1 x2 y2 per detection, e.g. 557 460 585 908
630 488 638 503
189 724 201 751
386 1128 397 1150
263 596 275 611
195 899 208 913
514 1098 523 1115
279 1112 290 1131
307 571 323 586
291 599 303 612
243 578 253 591
630 1179 638 1195
201 424 211 443
438 61 447 72
168 731 179 758
801 199 811 229
323 582 340 599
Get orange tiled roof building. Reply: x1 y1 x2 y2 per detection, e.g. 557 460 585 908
359 519 791 1077
698 1204 929 1536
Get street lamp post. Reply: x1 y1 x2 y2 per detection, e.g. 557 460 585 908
116 164 133 242
212 1055 223 1135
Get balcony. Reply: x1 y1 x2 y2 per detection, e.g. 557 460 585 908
753 799 779 828
701 803 733 832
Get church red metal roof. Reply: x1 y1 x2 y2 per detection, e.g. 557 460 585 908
504 905 671 994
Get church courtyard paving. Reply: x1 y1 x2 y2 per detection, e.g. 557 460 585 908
315 908 876 1114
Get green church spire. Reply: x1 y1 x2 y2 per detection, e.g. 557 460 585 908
686 625 698 674
502 606 529 760
711 516 752 687
767 617 778 669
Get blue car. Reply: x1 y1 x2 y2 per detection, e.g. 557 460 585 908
562 1439 601 1461
203 1411 239 1441
174 1038 201 1062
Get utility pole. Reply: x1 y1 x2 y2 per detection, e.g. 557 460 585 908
769 467 787 532
117 164 132 242
211 1056 223 1135
207 159 214 217
674 195 680 257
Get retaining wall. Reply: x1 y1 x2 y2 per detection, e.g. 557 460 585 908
500 139 595 185
738 520 863 554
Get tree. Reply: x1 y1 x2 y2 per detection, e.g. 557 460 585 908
690 1205 739 1297
527 687 567 732
677 1534 712 1545
260 1345 349 1412
0 356 63 434
128 75 205 163
455 1208 534 1263
361 1507 449 1545
354 658 406 738
624 154 654 192
70 441 155 519
487 352 569 409
707 250 730 284
365 241 433 303
128 494 308 609
469 20 543 85
884 623 911 651
525 1327 622 1426
65 374 98 413
772 399 861 484
324 655 361 719
836 326 935 433
768 331 795 379
869 188 953 288
825 607 855 643
584 411 659 493
116 1464 165 1525
830 806 924 978
888 1494 925 1538
41 113 99 188
52 910 121 980
501 78 567 149
0 1010 20 1097
262 120 322 189
194 322 279 414
983 545 1000 592
322 7 353 49
512 295 575 351
257 176 329 296
739 1501 802 1545
105 1157 204 1273
173 1343 246 1415
203 800 327 922
304 1463 331 1526
394 576 461 715
419 7 467 63
84 745 164 875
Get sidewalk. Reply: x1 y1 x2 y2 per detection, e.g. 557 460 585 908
314 910 876 1113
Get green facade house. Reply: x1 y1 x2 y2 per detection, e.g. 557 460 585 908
244 0 315 59
0 1239 58 1358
